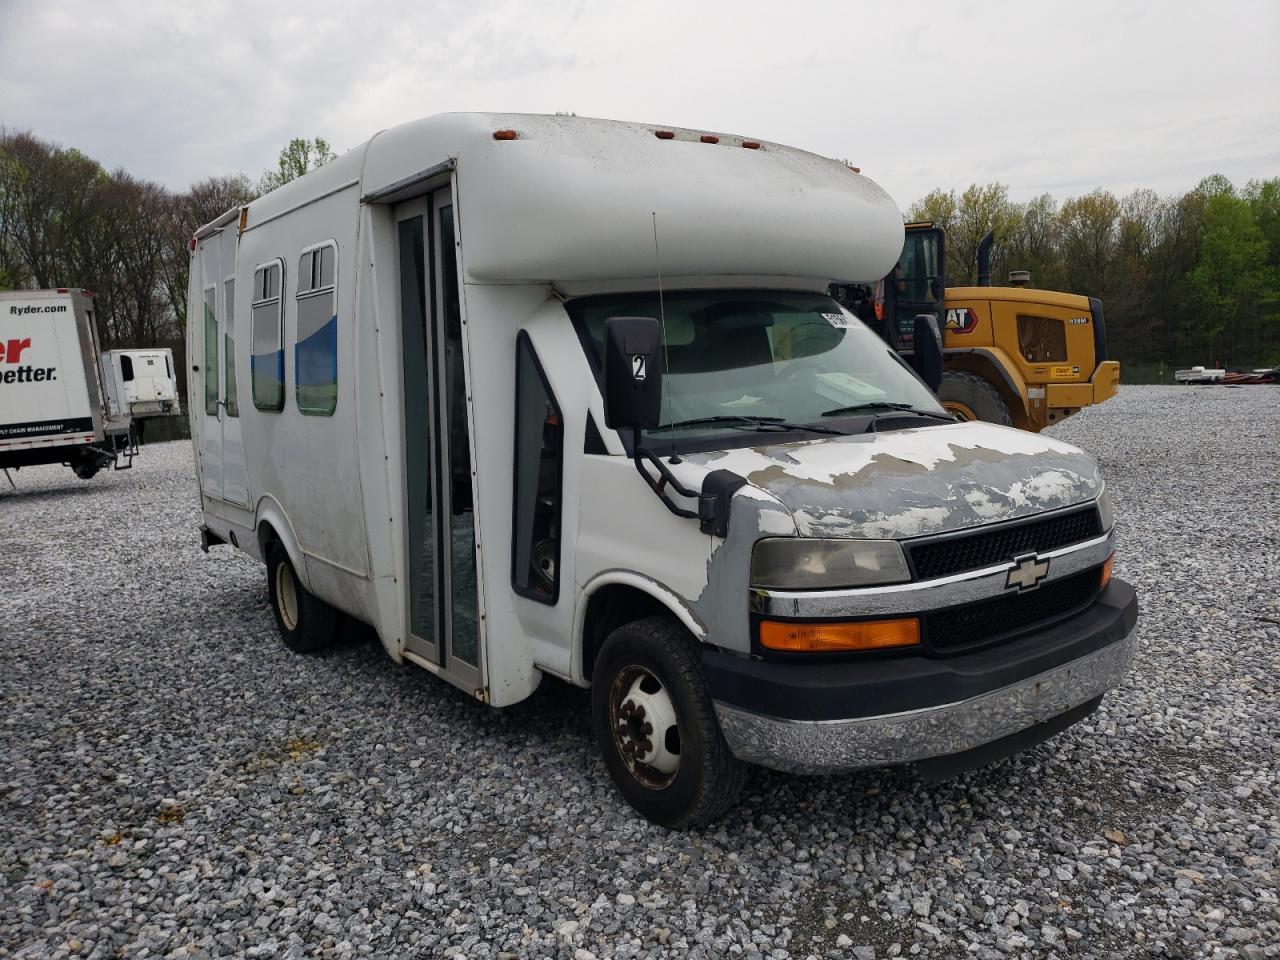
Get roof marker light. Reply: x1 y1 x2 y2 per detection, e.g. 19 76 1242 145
655 130 675 140
700 134 719 144
848 165 861 173
742 140 761 150
493 129 519 141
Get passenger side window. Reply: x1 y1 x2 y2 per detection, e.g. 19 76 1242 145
511 333 563 603
296 241 337 416
251 261 285 411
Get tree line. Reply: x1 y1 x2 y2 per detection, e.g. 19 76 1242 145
1 128 1276 389
0 132 333 398
910 177 1280 373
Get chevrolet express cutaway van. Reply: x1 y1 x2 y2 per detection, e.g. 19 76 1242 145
189 113 1138 827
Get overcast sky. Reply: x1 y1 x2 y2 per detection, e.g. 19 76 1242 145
2 0 1277 208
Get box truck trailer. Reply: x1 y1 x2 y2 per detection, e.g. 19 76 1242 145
189 113 1139 827
1 288 136 481
100 348 181 420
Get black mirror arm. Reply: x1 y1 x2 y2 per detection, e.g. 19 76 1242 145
631 428 699 520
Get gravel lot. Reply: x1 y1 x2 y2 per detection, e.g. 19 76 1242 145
2 384 1277 960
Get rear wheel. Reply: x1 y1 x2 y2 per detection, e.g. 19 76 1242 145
591 616 745 829
937 370 1013 426
266 542 337 653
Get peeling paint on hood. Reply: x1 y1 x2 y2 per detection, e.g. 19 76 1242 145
686 421 1102 540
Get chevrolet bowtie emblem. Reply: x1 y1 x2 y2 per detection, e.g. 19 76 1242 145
1006 553 1050 592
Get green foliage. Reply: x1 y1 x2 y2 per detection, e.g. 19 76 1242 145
908 175 1280 369
1184 192 1277 361
259 137 337 193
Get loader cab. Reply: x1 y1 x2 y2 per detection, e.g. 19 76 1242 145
880 223 945 352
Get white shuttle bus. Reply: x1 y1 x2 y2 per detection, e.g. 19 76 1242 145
189 114 1138 827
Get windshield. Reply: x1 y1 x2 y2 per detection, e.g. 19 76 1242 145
570 290 947 445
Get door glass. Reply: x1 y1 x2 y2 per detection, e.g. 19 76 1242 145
399 215 436 646
439 204 478 666
224 279 239 417
203 287 219 415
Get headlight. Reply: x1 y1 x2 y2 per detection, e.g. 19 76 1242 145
1096 485 1114 532
750 538 910 590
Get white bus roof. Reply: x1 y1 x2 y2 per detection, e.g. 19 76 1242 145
225 113 906 290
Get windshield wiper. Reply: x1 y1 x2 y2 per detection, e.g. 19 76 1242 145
661 415 845 435
820 401 954 421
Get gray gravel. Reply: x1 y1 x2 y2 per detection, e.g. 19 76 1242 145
2 384 1277 960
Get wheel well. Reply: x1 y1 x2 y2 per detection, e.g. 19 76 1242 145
257 521 280 559
581 584 672 682
943 354 1032 430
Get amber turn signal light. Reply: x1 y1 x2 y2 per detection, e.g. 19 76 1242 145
759 617 920 653
1101 554 1114 589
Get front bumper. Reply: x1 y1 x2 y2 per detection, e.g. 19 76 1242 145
707 579 1138 774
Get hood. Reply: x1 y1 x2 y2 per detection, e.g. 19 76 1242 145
685 421 1101 539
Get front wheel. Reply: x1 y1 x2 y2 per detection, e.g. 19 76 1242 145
937 370 1014 426
266 542 337 653
591 617 745 829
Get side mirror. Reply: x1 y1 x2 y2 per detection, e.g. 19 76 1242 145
912 314 943 392
603 316 663 430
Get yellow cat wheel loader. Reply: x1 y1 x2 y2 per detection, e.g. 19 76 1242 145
841 224 1121 431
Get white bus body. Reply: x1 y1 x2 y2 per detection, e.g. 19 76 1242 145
1 288 133 479
189 113 1137 826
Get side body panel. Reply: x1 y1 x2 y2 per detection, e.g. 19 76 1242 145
233 184 372 619
0 290 104 453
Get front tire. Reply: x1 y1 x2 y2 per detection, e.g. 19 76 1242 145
591 617 745 829
937 370 1014 426
266 542 337 653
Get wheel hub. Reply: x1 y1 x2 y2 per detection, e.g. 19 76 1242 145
275 561 299 631
943 399 979 421
613 671 680 781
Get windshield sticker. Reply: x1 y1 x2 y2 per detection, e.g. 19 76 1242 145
721 394 765 408
822 312 851 328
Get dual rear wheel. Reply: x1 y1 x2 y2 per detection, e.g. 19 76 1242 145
265 542 337 653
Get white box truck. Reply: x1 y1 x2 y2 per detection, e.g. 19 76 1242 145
189 113 1138 827
1 288 135 480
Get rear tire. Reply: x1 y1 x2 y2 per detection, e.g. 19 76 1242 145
266 542 337 653
591 616 745 829
937 370 1013 426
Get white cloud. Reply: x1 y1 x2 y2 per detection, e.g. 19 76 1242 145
2 0 1277 205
